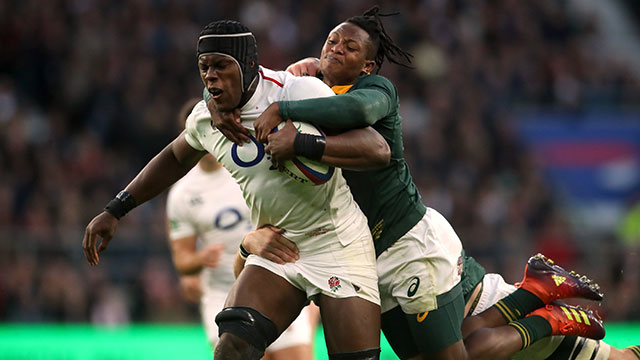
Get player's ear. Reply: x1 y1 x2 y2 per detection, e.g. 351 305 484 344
363 60 375 75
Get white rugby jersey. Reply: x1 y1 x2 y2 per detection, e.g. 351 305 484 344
185 66 370 253
167 165 253 291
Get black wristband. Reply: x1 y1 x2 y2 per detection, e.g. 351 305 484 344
239 241 251 260
104 191 137 220
293 133 326 161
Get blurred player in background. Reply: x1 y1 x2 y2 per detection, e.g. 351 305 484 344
212 6 606 360
166 98 316 359
83 19 389 360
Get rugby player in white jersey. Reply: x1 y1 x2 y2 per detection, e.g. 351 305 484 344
166 98 316 359
83 20 390 360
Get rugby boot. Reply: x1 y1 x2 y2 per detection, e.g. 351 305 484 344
517 253 603 303
528 301 605 340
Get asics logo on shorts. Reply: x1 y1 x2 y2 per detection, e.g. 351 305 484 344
407 276 420 297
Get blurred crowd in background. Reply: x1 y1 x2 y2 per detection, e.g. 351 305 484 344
1 0 640 325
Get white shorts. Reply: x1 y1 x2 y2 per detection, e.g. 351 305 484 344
245 230 379 306
470 273 516 316
377 208 463 314
472 274 611 360
202 289 314 352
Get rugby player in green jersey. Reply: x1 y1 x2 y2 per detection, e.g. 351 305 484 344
212 7 631 360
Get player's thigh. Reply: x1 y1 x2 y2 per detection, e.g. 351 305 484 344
381 306 420 359
462 273 517 336
381 285 466 358
316 294 381 354
470 273 517 316
377 207 464 316
225 264 308 332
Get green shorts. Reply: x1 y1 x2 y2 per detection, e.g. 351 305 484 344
381 282 465 358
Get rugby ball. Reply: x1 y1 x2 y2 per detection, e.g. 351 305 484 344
274 121 334 186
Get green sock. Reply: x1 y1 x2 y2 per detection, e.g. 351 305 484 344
493 288 544 322
508 316 552 349
628 345 640 359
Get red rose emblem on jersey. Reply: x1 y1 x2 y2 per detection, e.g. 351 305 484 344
457 256 464 276
328 276 341 292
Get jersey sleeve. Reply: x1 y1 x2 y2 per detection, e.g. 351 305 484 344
184 100 208 151
282 75 336 101
278 75 396 129
166 185 197 241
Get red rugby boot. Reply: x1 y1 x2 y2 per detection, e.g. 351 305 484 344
518 253 603 303
528 301 605 340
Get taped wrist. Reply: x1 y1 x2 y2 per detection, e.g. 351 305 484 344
293 132 326 161
239 240 251 260
104 191 137 220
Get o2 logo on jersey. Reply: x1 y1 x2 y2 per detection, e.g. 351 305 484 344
231 135 265 167
215 207 249 230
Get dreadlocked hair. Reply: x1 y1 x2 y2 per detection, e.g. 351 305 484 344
346 5 413 73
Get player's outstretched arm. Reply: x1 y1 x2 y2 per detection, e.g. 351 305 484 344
83 133 206 266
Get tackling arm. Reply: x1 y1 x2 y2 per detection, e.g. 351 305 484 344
322 127 390 170
266 123 390 171
232 226 299 278
233 251 246 279
278 87 393 129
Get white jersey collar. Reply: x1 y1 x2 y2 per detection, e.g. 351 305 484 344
240 66 269 130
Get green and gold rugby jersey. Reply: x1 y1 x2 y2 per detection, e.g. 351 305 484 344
279 74 426 256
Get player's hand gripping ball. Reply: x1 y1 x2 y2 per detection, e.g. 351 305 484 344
274 121 334 186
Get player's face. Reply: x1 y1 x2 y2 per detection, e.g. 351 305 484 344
319 22 375 87
199 54 243 112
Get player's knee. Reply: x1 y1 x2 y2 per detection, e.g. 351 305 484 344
328 348 381 360
215 306 279 356
213 332 265 359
